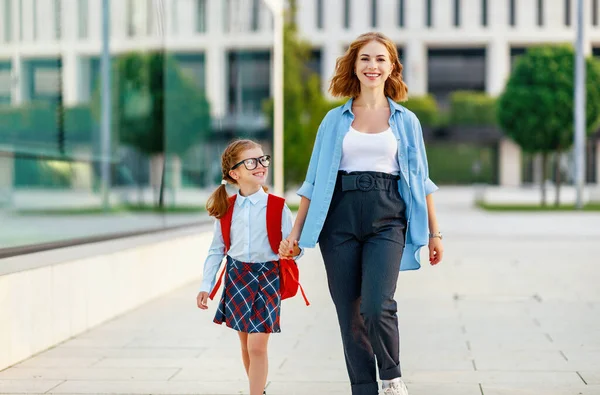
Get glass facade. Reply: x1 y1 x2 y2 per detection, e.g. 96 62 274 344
427 48 486 108
0 0 274 252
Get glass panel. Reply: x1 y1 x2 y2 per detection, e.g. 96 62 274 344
3 0 12 43
344 0 350 29
371 0 377 28
426 0 432 27
197 0 207 33
78 0 88 39
427 48 486 108
481 0 487 26
398 0 404 27
0 0 275 251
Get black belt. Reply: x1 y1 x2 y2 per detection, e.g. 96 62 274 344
341 173 398 192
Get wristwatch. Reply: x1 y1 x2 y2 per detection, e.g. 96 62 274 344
429 231 443 240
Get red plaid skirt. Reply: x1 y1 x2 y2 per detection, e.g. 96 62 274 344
214 256 281 333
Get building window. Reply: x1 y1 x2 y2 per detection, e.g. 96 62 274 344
2 0 11 43
223 0 229 33
0 63 11 103
78 0 88 39
426 0 432 27
343 0 350 28
565 0 571 26
371 0 378 28
251 0 260 31
594 0 599 26
453 0 460 26
127 0 135 36
481 0 487 26
228 51 271 116
28 59 63 103
398 0 404 27
54 0 61 39
174 54 206 91
316 0 324 29
509 0 516 26
32 0 37 39
196 0 206 32
146 0 153 36
537 0 543 26
18 0 23 41
427 48 486 108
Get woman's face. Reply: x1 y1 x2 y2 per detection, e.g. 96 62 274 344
354 40 393 90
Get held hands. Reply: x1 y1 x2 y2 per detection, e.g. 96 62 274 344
279 237 301 258
428 237 444 266
196 291 209 310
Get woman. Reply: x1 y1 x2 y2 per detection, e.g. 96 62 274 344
281 32 444 395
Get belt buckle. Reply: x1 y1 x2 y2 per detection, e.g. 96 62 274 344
356 174 375 192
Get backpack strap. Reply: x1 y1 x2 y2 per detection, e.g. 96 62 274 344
209 195 237 300
266 194 285 255
220 195 237 253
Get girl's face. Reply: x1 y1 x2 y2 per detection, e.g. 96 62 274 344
228 146 269 188
354 40 393 90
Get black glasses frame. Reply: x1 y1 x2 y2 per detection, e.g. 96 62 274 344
231 155 271 171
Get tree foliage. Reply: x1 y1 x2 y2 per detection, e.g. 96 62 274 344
264 1 342 187
93 51 211 157
497 45 600 153
497 45 600 205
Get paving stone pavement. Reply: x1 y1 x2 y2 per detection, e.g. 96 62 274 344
2 188 600 395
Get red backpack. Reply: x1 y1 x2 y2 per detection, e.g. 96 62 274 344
208 194 309 306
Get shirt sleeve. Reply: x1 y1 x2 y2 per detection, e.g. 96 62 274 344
199 219 227 293
282 204 304 260
413 114 439 195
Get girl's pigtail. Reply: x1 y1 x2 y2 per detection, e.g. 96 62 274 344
206 183 230 219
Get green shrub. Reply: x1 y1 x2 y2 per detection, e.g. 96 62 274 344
402 95 439 127
449 91 497 126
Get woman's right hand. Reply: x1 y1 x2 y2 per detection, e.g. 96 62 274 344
196 292 209 310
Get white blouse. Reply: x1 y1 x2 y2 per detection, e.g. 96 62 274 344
339 126 400 174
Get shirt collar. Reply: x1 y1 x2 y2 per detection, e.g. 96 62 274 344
236 187 267 206
341 96 405 115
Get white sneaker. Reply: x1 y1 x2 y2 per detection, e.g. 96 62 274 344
382 379 409 395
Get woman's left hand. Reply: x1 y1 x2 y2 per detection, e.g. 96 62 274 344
428 238 444 265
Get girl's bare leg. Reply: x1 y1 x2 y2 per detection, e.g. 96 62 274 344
247 333 270 395
237 331 250 376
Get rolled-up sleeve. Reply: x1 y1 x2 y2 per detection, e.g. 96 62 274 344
413 114 439 195
296 119 326 200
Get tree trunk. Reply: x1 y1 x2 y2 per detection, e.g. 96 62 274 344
541 152 548 207
554 151 562 207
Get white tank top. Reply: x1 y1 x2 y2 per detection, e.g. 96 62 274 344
339 126 400 174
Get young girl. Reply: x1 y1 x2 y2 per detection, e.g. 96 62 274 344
197 139 301 395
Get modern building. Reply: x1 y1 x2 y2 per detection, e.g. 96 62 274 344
1 0 599 187
294 0 600 187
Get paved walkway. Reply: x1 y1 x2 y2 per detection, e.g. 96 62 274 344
2 188 600 394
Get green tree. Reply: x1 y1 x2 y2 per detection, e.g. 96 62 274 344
497 45 600 206
263 0 343 187
93 51 211 207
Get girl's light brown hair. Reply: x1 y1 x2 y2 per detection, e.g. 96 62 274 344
206 139 268 219
329 32 408 101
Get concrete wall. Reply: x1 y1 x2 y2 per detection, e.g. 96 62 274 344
0 225 213 371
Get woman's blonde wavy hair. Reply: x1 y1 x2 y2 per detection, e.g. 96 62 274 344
329 32 408 102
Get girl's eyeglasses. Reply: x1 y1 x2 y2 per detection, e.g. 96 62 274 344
231 155 271 171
